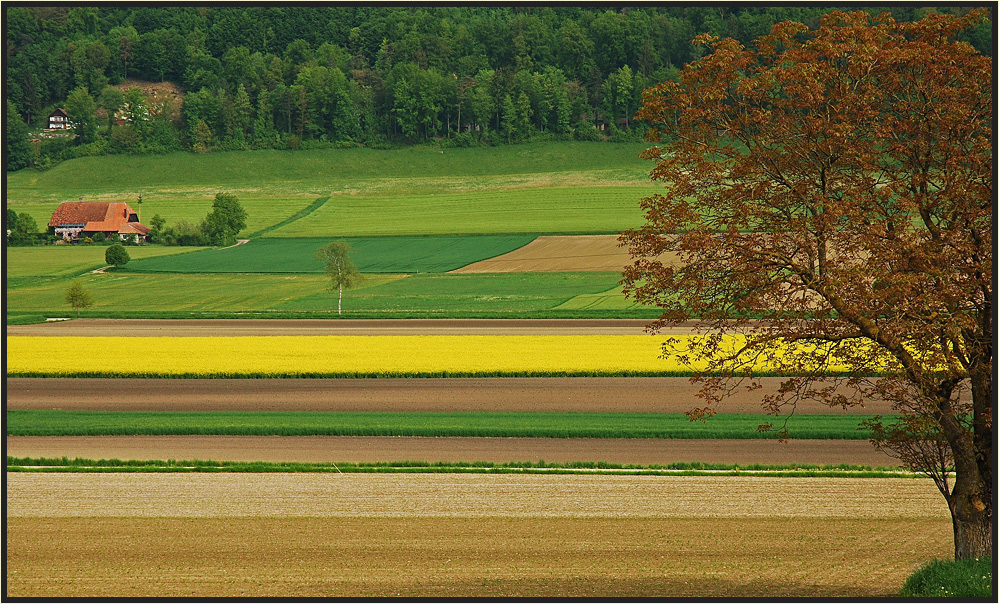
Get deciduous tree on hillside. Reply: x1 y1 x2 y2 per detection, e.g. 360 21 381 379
202 192 247 247
105 243 130 267
64 86 97 143
316 241 362 315
621 10 992 559
64 281 94 317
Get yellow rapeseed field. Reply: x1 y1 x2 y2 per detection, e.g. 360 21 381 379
8 335 696 376
5 335 856 376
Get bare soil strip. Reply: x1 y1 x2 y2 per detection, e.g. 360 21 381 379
6 377 895 414
6 473 947 518
5 516 951 598
453 235 641 272
6 435 899 466
6 318 662 336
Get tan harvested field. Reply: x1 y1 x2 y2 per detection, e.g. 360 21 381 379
4 516 950 598
6 473 948 518
453 234 648 272
5 376 894 414
6 473 951 597
6 435 899 466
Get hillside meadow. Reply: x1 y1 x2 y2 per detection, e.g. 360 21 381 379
5 142 653 230
122 235 538 274
6 142 660 320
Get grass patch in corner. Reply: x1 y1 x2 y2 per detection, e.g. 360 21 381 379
899 557 993 598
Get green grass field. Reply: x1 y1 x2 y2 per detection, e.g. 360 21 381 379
267 186 651 237
5 271 641 318
7 143 650 200
6 142 653 232
6 142 662 319
123 235 537 274
6 410 886 439
5 245 208 280
556 284 647 311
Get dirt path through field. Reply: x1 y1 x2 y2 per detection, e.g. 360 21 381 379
7 318 664 336
6 435 898 466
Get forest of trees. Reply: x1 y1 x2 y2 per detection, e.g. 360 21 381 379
6 5 993 170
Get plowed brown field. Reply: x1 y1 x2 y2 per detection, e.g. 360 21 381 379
7 374 897 466
5 376 894 413
6 474 950 597
452 234 644 272
6 435 898 466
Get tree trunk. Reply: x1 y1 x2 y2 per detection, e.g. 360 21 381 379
945 384 993 560
951 498 992 560
338 282 342 315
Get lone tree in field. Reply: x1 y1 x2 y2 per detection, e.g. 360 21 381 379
105 243 130 268
621 10 992 560
202 192 247 247
316 241 362 315
64 281 94 317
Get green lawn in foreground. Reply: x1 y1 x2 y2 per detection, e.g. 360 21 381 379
6 410 886 439
123 235 537 274
4 271 643 318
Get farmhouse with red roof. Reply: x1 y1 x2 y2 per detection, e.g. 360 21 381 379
48 202 150 242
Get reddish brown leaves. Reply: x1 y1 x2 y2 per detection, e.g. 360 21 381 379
621 12 992 549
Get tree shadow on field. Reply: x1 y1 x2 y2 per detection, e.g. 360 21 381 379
352 576 897 599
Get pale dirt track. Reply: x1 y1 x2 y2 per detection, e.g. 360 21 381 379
453 234 645 272
6 435 899 466
6 377 894 414
7 318 662 336
6 473 948 518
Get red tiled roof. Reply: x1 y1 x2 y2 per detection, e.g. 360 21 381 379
118 222 150 235
48 202 149 234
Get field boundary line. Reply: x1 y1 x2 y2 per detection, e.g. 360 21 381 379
246 195 331 238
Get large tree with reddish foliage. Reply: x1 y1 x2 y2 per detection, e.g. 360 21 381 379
622 10 992 560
